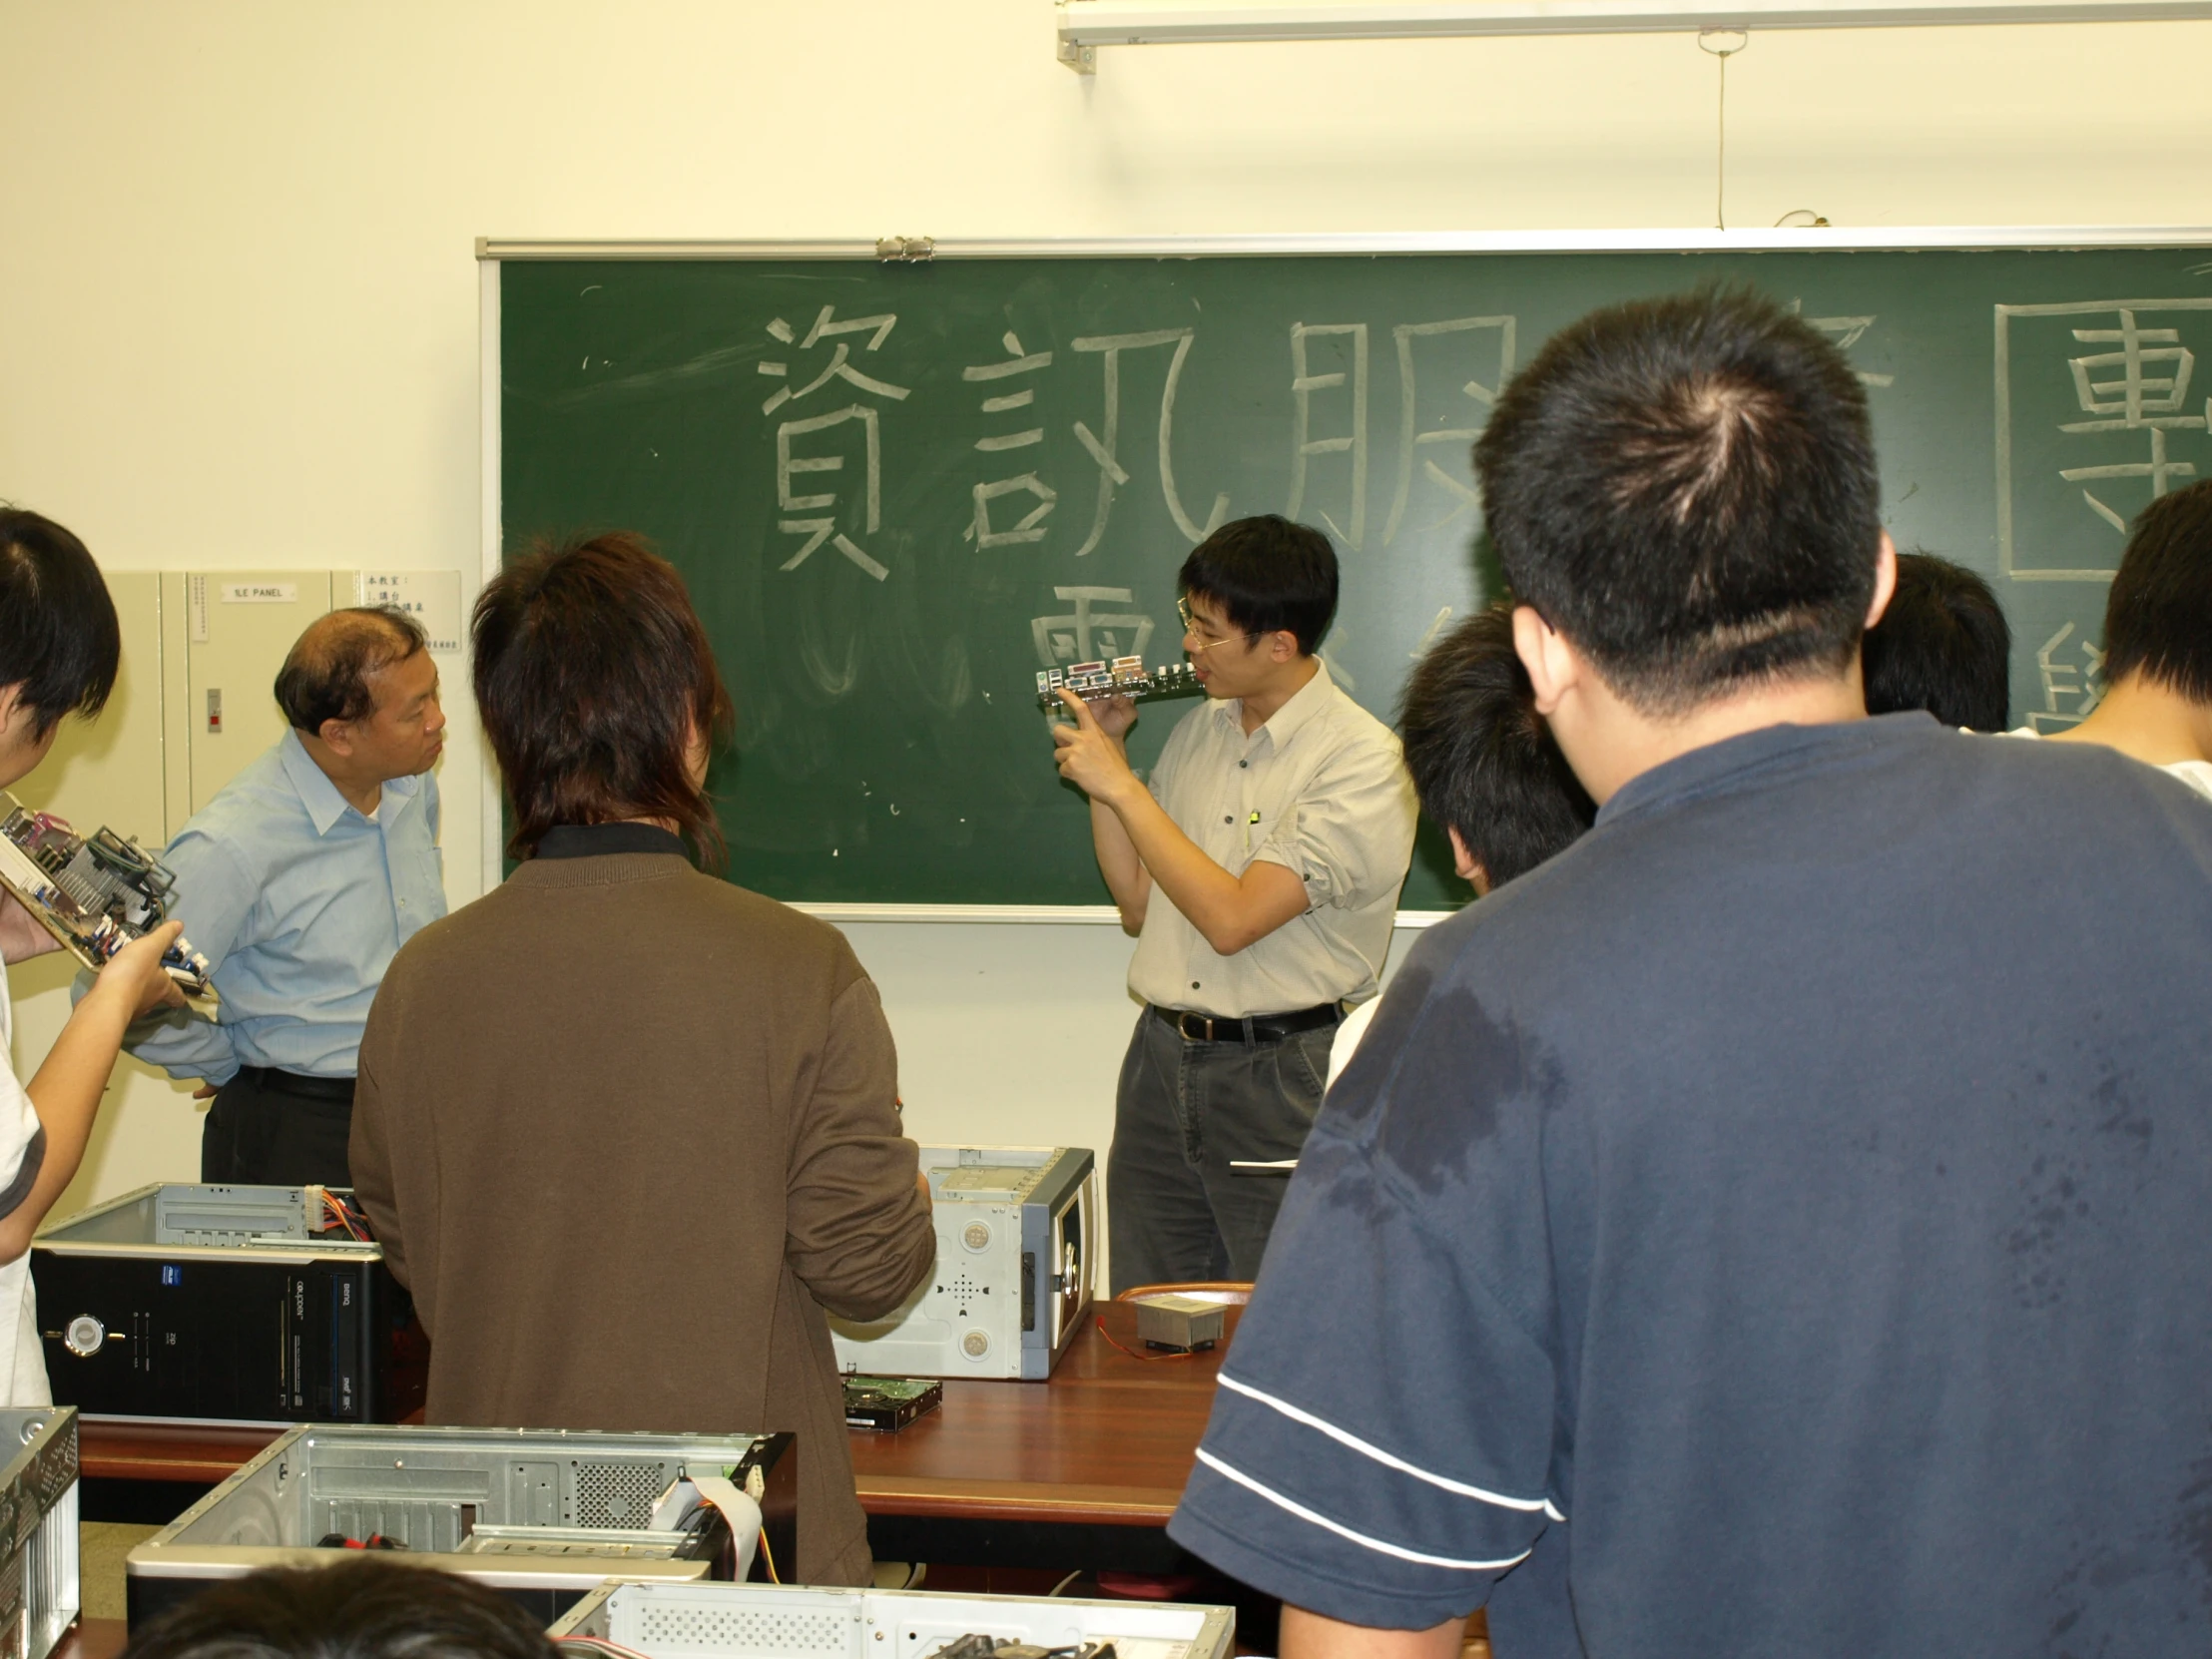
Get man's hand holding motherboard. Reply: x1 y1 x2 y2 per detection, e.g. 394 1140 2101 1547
84 919 189 1021
1051 690 1142 805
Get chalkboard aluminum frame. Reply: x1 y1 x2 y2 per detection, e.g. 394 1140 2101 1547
477 226 2212 923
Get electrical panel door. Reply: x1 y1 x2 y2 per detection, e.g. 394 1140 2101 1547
177 574 336 815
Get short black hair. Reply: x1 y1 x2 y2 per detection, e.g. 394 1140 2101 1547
2102 478 2212 704
0 507 122 738
274 608 427 735
1472 286 1883 715
1861 552 2012 732
1398 604 1596 887
120 1558 561 1659
1177 515 1340 656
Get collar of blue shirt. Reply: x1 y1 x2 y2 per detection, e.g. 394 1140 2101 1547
276 728 425 836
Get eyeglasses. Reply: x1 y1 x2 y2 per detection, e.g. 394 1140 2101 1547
1177 597 1236 654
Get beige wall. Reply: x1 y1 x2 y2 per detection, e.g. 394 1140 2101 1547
2 0 2209 1225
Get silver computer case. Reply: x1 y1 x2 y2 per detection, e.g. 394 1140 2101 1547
0 1406 80 1659
550 1578 1235 1659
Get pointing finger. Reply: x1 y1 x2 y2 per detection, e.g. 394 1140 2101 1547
1055 688 1102 730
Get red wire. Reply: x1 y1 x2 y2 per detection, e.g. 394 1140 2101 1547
1094 1317 1198 1364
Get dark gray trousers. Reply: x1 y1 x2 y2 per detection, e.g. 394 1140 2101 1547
203 1069 356 1189
1106 1008 1337 1294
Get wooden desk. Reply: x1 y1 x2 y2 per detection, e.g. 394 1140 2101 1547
851 1300 1234 1525
851 1300 1234 1568
80 1421 283 1486
54 1618 126 1659
79 1299 1234 1570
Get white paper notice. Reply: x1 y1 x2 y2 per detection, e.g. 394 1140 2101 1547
354 571 464 655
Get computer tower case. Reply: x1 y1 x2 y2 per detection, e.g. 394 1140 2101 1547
830 1146 1095 1382
549 1576 1234 1658
33 1184 410 1424
127 1423 794 1626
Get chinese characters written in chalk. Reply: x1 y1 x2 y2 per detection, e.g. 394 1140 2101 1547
2055 308 2207 533
1030 586 1156 671
962 332 1058 550
1994 300 2212 728
1998 299 2212 582
2028 620 2106 733
759 305 910 581
758 302 1895 582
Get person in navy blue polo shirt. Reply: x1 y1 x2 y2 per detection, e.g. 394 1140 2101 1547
1168 287 2212 1658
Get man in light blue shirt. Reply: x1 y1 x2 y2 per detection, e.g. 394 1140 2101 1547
126 607 447 1186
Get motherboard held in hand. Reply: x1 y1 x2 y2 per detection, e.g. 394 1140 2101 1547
0 798 215 1013
1036 656 1205 716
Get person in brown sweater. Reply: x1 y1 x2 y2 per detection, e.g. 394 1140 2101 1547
349 531 935 1586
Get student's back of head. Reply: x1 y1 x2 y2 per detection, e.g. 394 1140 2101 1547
2103 476 2212 707
1861 552 2011 732
121 1559 559 1659
1397 603 1595 890
472 530 735 864
0 506 121 741
2037 476 2212 781
1473 285 1881 715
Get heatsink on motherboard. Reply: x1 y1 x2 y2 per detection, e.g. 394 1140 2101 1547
0 798 215 1012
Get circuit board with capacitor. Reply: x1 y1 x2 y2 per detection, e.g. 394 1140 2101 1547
1036 656 1204 715
0 795 217 1013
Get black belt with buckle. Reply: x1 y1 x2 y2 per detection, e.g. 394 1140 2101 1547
1152 1002 1344 1045
236 1066 357 1105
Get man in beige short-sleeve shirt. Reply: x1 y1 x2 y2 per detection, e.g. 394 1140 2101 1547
1051 516 1415 1290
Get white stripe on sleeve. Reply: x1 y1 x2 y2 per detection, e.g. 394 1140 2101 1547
1219 1373 1567 1522
1193 1448 1534 1572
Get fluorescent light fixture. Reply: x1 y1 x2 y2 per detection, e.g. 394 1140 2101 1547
1057 0 2212 48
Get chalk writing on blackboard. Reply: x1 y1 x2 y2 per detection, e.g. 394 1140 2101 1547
2029 620 2108 734
1031 586 1157 669
1792 307 1895 389
1385 317 1514 549
762 306 910 582
2055 309 2205 532
1290 322 1371 551
750 301 1901 587
1071 328 1231 554
1409 605 1456 662
963 332 1059 549
1997 298 2212 584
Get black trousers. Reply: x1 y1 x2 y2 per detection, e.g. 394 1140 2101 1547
202 1068 356 1189
1105 1008 1337 1294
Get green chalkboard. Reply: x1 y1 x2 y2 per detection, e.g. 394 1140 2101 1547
496 241 2212 908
